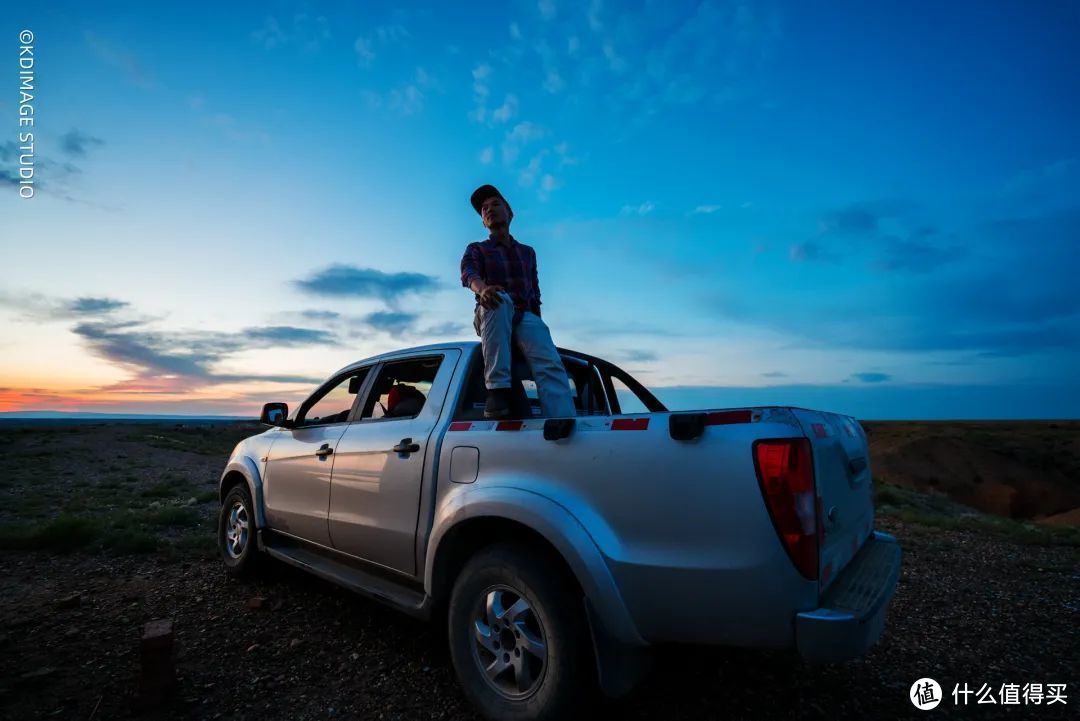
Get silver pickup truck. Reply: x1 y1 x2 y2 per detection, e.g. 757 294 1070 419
218 341 902 721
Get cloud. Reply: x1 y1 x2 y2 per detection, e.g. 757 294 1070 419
619 349 659 362
538 0 557 20
352 24 410 66
519 150 549 186
70 317 333 387
817 199 910 235
848 372 891 383
706 207 1080 359
293 265 440 303
501 121 548 163
761 371 788 378
0 292 131 321
300 309 341 322
788 241 838 263
253 13 331 52
419 321 468 337
693 204 722 214
1003 157 1075 196
84 31 156 89
67 297 128 315
479 146 494 164
821 206 879 235
60 130 105 158
362 311 418 335
620 201 655 216
493 94 519 123
873 233 967 273
240 326 335 345
470 64 493 122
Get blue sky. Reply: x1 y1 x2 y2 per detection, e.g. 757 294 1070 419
2 0 1078 419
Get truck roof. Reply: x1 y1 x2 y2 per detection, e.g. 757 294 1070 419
333 340 482 376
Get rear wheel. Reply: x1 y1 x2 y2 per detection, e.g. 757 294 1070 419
447 543 594 721
218 484 260 577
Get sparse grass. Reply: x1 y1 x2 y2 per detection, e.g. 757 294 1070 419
141 481 192 498
0 515 101 553
874 478 1080 547
0 503 206 555
195 489 219 504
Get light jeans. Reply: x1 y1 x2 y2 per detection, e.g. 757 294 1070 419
477 291 577 418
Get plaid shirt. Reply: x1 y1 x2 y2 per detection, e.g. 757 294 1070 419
460 234 542 317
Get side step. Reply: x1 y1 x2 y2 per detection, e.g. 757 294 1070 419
260 532 431 620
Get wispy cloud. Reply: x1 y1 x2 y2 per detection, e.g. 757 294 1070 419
848 372 891 383
293 265 440 303
789 241 838 263
361 311 418 335
253 13 332 52
84 31 156 89
493 93 519 123
60 130 105 158
353 23 410 66
620 201 655 216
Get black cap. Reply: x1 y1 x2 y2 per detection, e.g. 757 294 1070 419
470 184 512 219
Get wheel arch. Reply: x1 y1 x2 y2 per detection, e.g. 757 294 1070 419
218 456 266 528
425 488 645 649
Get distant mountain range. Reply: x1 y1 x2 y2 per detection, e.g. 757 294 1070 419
0 411 252 420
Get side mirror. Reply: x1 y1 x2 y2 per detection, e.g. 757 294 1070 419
348 376 365 394
260 402 291 427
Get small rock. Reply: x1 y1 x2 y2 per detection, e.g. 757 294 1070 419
186 497 198 506
64 627 80 639
246 597 266 610
56 593 82 609
289 638 302 649
246 644 260 653
350 652 359 661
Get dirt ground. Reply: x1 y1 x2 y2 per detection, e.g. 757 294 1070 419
0 421 1077 720
864 420 1080 523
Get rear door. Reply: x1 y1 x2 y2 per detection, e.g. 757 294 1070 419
787 409 875 590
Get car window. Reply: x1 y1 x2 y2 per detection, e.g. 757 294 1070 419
611 376 649 414
298 368 369 427
361 357 442 420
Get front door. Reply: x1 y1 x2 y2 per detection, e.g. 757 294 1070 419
329 351 459 574
262 367 371 545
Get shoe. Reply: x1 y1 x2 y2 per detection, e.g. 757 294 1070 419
484 389 511 419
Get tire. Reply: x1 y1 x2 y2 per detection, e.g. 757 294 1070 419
447 543 595 721
218 484 260 577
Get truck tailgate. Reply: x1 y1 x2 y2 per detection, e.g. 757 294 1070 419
788 409 875 593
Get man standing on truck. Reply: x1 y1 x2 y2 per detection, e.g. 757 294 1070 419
460 184 577 420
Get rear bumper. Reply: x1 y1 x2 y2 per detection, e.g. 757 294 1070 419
795 531 902 663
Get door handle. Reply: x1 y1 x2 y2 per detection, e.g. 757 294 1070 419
393 438 420 455
314 444 333 458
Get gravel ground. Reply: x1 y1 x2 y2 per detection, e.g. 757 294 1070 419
1 514 1077 721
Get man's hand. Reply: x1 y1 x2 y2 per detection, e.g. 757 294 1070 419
478 284 508 309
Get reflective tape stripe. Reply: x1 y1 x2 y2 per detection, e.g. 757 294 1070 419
448 422 472 432
705 410 753 425
496 420 523 431
611 418 649 431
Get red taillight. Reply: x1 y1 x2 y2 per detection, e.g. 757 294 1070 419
753 438 819 580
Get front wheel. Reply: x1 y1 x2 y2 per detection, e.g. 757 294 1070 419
218 484 260 577
447 543 595 721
